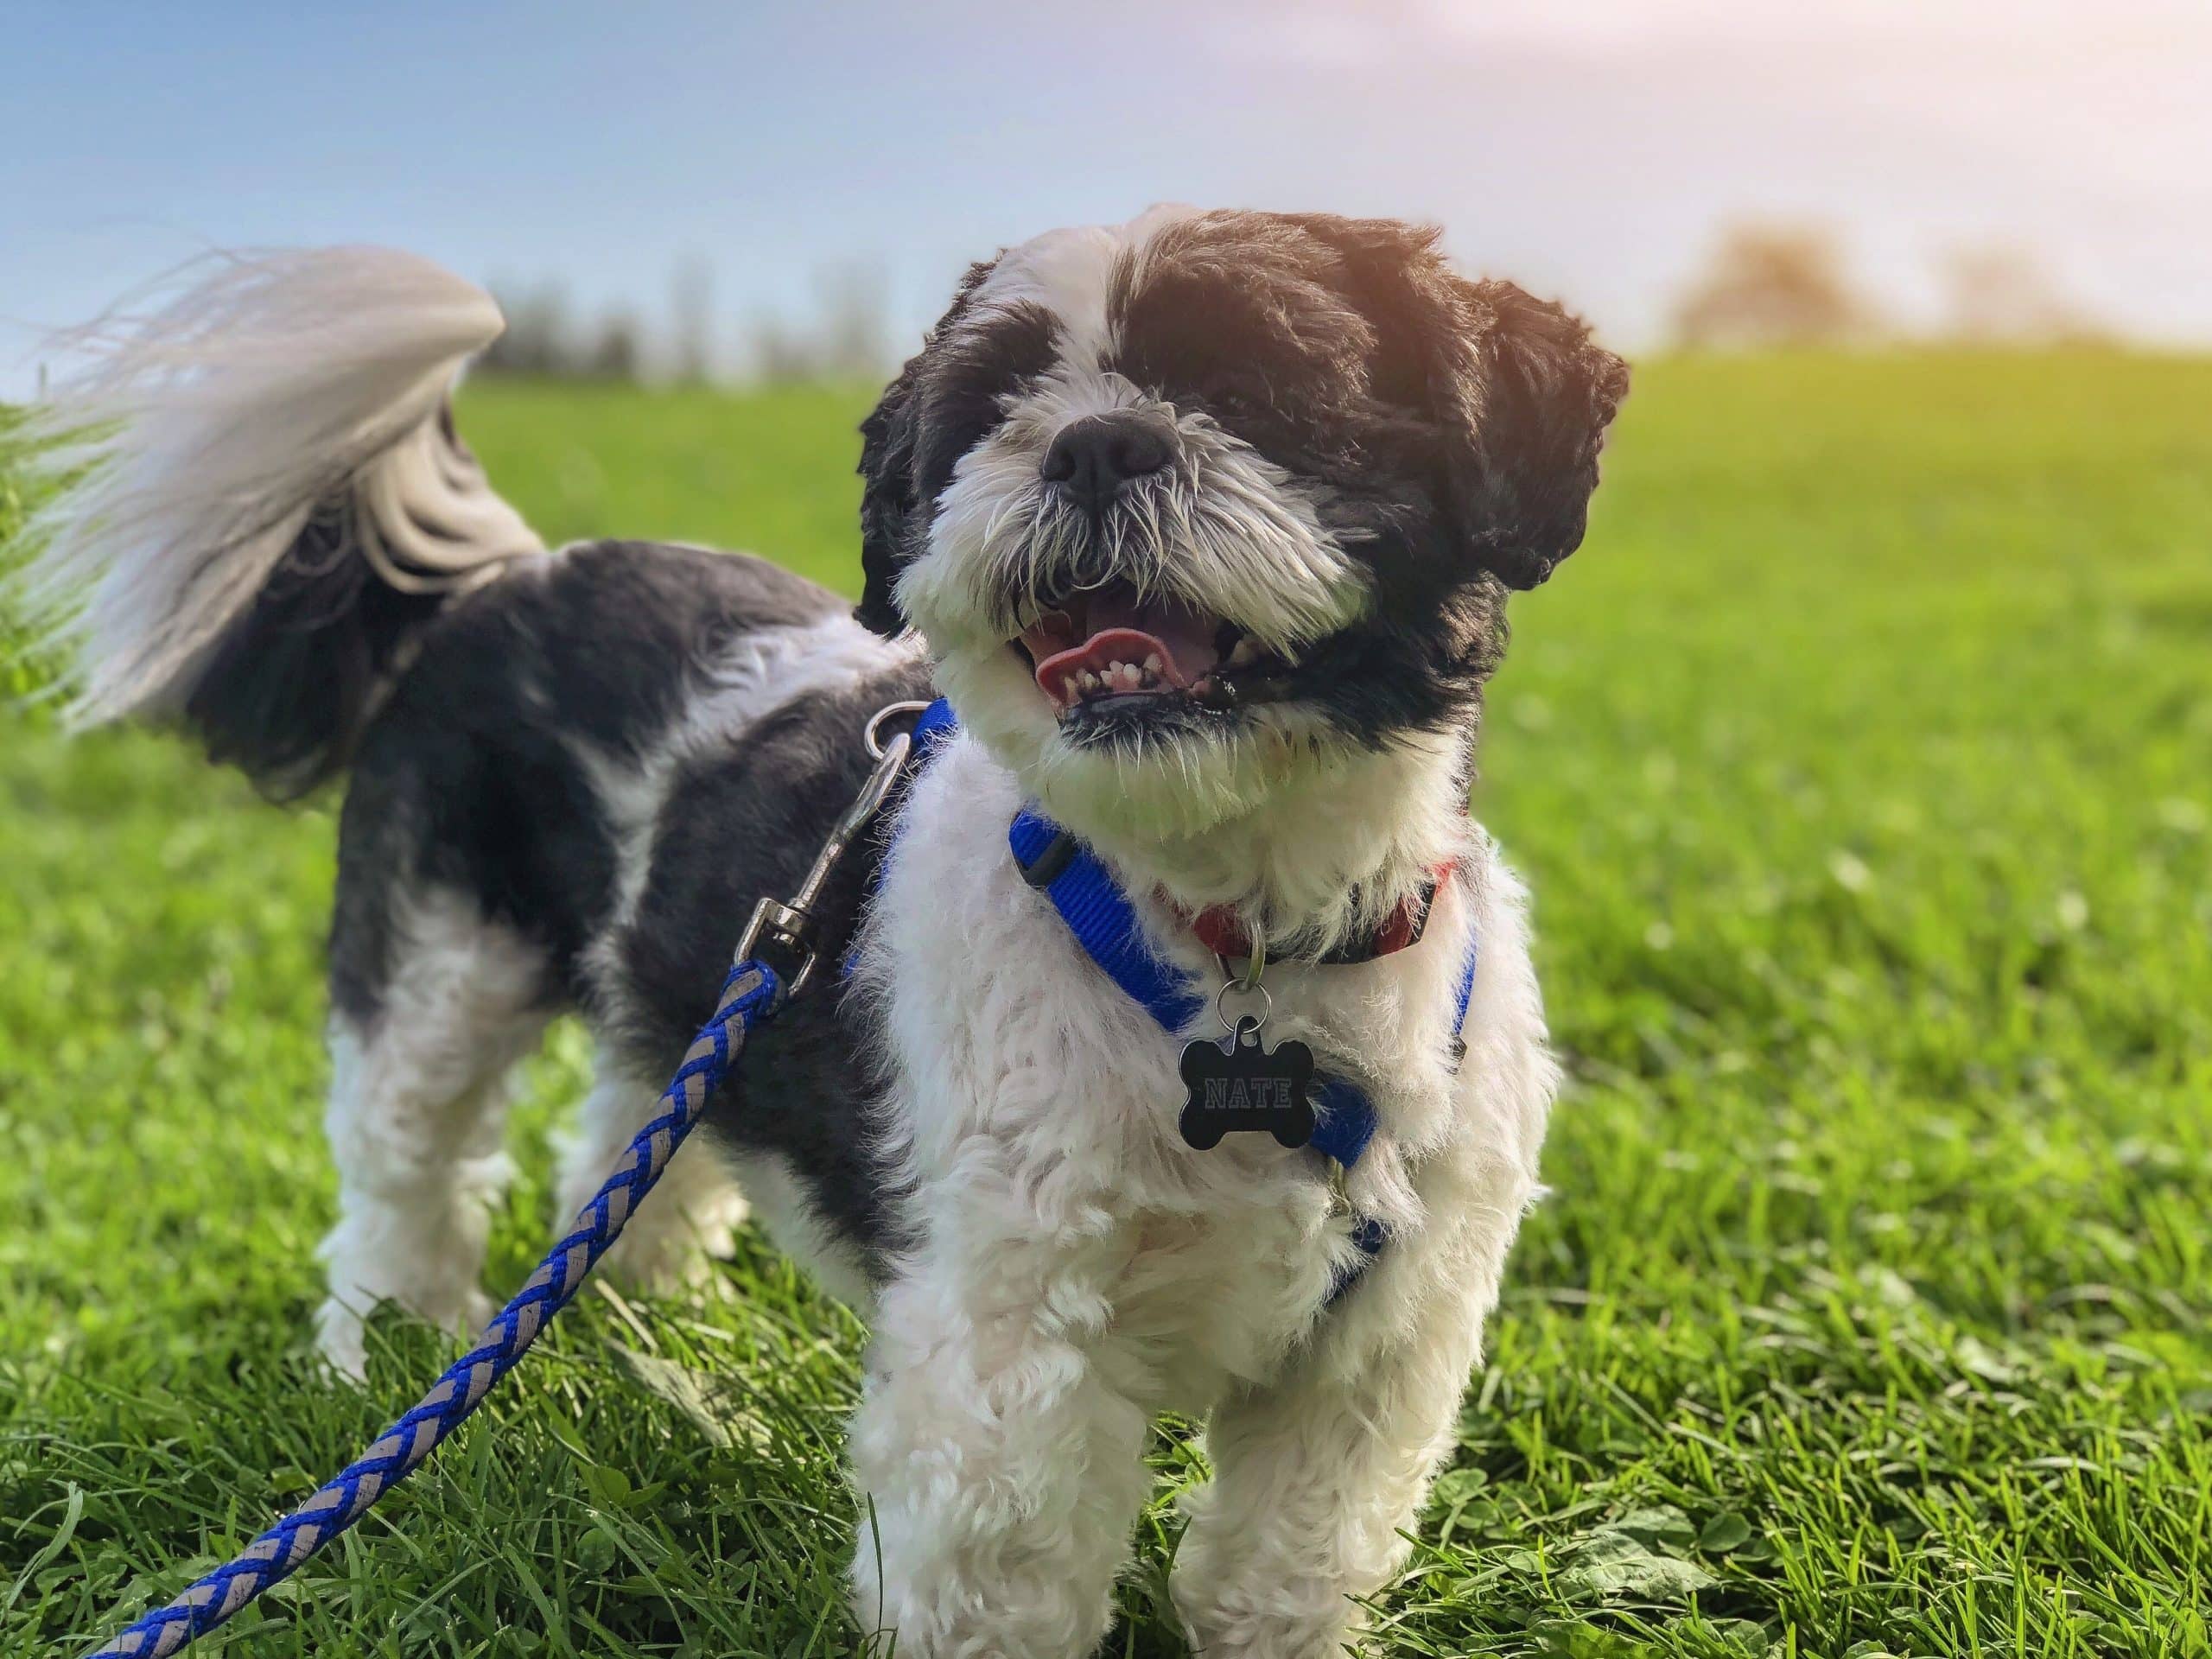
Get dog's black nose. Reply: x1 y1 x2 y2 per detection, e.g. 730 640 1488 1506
1040 415 1172 508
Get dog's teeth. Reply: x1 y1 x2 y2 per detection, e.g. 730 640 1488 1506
1080 670 1100 692
1144 653 1163 676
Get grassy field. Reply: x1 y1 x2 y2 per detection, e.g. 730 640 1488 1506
3 355 2209 1658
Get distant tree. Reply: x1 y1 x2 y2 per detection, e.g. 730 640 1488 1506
815 264 890 380
580 311 643 382
477 283 576 378
745 309 817 385
669 255 717 384
476 284 652 383
1936 244 2105 346
1670 223 1887 349
742 262 892 383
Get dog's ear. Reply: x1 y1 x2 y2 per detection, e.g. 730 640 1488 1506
1293 217 1629 590
855 356 921 636
855 255 1005 637
1451 277 1630 588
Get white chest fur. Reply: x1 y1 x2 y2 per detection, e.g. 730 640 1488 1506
849 734 1559 1409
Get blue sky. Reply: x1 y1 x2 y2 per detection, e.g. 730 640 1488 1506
9 1 2210 393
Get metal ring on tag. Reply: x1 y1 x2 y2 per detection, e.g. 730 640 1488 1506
1213 932 1267 994
1215 976 1273 1034
864 701 933 760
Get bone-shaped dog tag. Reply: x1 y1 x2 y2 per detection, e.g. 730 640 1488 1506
1179 1018 1317 1150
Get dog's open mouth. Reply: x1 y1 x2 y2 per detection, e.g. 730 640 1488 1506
1012 582 1290 720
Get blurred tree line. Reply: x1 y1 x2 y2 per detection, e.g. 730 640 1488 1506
1671 223 2104 350
475 257 890 385
473 226 2109 383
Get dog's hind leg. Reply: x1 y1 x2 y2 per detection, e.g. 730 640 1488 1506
315 886 555 1380
552 1055 749 1295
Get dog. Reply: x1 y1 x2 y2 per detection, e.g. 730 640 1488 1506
21 207 1626 1658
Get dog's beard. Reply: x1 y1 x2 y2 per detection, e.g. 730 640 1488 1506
934 629 1473 957
900 390 1375 844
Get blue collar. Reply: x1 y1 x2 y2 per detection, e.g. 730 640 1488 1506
902 700 1478 1299
1006 807 1479 1170
906 694 963 756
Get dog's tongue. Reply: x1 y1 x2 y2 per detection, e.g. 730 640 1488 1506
1023 591 1219 695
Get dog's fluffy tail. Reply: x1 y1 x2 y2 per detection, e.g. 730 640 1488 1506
15 247 543 795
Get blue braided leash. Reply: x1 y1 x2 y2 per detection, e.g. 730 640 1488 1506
84 960 786 1659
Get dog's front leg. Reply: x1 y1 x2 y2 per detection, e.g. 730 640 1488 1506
849 1236 1152 1658
1173 1263 1493 1658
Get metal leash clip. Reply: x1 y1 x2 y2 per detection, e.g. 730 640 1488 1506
734 701 931 998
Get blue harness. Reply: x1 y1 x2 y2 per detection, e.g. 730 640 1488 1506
906 698 1479 1300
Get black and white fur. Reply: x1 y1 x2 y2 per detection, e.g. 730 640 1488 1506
21 211 1625 1658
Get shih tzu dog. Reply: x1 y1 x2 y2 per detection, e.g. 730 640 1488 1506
22 206 1625 1657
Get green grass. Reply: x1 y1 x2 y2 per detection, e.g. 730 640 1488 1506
3 355 2209 1658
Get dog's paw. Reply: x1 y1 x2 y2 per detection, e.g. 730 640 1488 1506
315 1287 496 1382
457 1286 497 1336
568 1179 747 1299
1173 1575 1365 1659
314 1298 371 1383
1177 1613 1363 1659
592 1224 722 1298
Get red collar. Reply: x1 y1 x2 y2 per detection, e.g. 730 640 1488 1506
1181 861 1460 966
